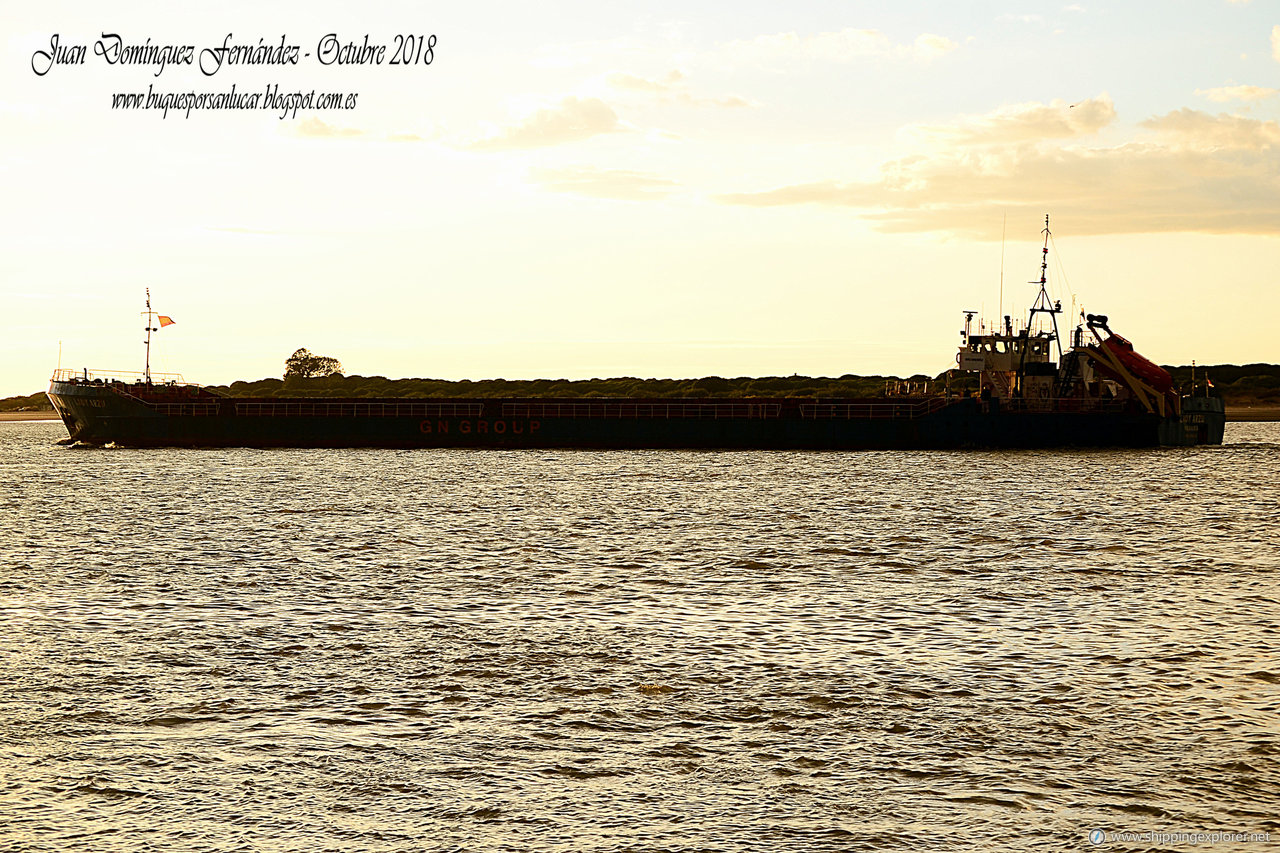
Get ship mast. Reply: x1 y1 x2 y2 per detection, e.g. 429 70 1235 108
142 288 158 385
1026 214 1063 362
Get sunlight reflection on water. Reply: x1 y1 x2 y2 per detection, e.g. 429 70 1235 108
1 421 1278 851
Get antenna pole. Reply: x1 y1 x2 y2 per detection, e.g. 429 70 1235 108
1041 214 1049 287
143 288 157 385
1026 214 1064 362
999 211 1006 323
1044 215 1062 362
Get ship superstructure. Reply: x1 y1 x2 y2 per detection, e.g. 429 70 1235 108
954 216 1220 443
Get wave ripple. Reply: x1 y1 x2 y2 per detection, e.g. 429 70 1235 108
1 422 1277 851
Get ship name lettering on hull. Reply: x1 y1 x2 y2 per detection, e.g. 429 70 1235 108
419 419 542 436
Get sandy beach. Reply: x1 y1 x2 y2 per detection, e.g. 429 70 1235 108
0 412 58 422
1226 406 1280 422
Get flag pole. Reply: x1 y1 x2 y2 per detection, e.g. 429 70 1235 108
143 289 158 385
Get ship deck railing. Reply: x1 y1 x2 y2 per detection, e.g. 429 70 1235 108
97 395 989 420
501 401 783 419
144 402 222 416
231 401 487 418
800 397 956 419
51 368 189 385
989 396 1133 414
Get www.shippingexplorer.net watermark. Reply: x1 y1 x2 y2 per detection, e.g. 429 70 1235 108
1089 828 1271 845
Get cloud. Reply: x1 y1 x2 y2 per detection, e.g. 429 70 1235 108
467 97 624 151
529 166 679 200
719 28 957 66
1195 85 1278 102
903 95 1116 145
1142 108 1280 146
911 34 957 59
716 106 1280 237
208 227 286 236
684 93 752 108
289 121 438 144
295 118 364 139
1273 25 1280 62
607 70 685 93
718 182 881 209
607 70 752 108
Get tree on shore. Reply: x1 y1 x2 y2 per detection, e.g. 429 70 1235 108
284 348 343 379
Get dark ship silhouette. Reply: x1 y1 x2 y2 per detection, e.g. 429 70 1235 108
48 221 1225 449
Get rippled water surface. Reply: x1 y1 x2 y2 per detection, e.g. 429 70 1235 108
2 421 1278 851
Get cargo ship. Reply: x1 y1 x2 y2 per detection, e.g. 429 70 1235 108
47 223 1225 450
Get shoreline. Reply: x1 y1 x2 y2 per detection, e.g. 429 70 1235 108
1225 406 1280 422
0 412 57 422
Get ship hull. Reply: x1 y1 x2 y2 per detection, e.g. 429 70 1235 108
47 381 1225 450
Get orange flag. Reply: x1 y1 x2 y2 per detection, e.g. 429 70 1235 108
158 316 175 327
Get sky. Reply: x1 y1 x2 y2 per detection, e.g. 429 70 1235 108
3 1 1278 397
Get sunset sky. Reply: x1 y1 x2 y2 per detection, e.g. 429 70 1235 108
3 1 1278 397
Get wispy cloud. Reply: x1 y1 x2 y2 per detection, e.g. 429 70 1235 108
1195 84 1278 102
208 226 286 236
716 103 1280 237
295 118 364 139
608 70 685 94
467 97 624 151
530 166 678 200
717 28 957 66
606 70 752 108
1141 108 1280 146
1272 25 1280 62
290 121 437 144
903 95 1115 145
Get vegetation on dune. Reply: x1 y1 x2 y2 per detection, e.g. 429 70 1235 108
207 370 963 400
195 351 1278 402
8 362 1278 411
201 361 1280 405
1161 363 1280 405
233 349 959 399
283 348 343 380
0 391 54 412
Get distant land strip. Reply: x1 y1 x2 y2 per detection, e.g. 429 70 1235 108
1225 405 1280 422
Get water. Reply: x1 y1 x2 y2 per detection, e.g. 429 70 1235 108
2 421 1277 851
